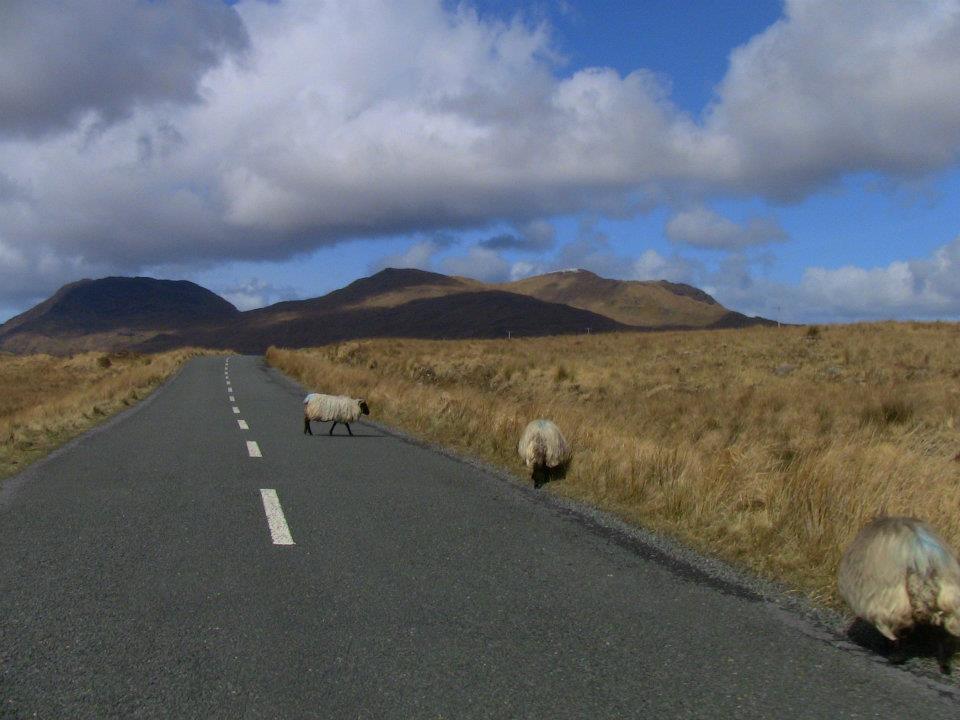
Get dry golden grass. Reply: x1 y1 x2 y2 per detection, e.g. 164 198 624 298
267 322 960 606
0 348 212 480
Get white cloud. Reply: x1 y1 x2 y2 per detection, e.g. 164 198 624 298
0 0 719 307
797 239 960 319
631 249 700 283
0 235 116 311
0 0 247 138
373 239 448 272
219 277 300 311
367 228 960 325
706 0 960 198
509 259 550 281
4 0 960 317
665 206 787 249
519 220 557 250
441 246 512 281
478 220 556 251
706 236 960 323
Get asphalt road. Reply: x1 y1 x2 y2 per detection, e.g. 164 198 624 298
1 355 957 718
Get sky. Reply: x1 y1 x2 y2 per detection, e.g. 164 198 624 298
2 0 960 324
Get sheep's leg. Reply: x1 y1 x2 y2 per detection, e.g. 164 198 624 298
532 465 545 489
937 636 953 674
303 417 312 435
329 421 337 435
888 638 907 665
345 423 353 436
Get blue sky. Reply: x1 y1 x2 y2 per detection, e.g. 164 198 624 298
2 0 960 324
471 0 785 113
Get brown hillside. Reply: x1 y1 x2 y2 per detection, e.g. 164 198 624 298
140 290 631 354
499 269 730 327
0 268 774 355
243 268 483 325
0 277 239 354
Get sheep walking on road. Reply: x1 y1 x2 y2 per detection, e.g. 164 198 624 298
518 419 571 488
838 516 960 670
303 393 370 436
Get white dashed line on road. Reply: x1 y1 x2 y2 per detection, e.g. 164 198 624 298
260 489 294 545
223 361 291 546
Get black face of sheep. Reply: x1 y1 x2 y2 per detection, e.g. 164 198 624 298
329 400 370 436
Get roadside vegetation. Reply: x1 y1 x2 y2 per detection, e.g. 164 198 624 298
0 349 210 481
267 322 960 606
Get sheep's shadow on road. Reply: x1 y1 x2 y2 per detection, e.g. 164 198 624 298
531 459 573 490
301 421 385 438
846 618 957 674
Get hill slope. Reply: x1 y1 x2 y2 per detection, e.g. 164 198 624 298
0 277 239 354
0 268 774 354
242 268 483 326
143 289 631 354
499 269 729 327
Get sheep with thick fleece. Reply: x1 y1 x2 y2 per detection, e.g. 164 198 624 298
518 419 571 488
303 393 370 436
838 516 960 668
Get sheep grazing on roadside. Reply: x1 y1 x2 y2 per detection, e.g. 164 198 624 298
518 419 571 488
303 393 370 436
838 516 960 670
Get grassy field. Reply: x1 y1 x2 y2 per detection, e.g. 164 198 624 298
267 322 960 606
0 349 210 481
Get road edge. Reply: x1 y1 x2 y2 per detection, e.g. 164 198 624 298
0 356 196 511
269 356 960 699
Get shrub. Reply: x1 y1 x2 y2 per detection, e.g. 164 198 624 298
860 397 915 427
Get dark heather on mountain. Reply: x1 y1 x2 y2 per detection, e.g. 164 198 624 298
0 268 778 355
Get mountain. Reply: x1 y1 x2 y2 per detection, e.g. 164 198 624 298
151 288 629 354
0 277 239 354
499 269 729 327
242 268 483 323
0 268 775 355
